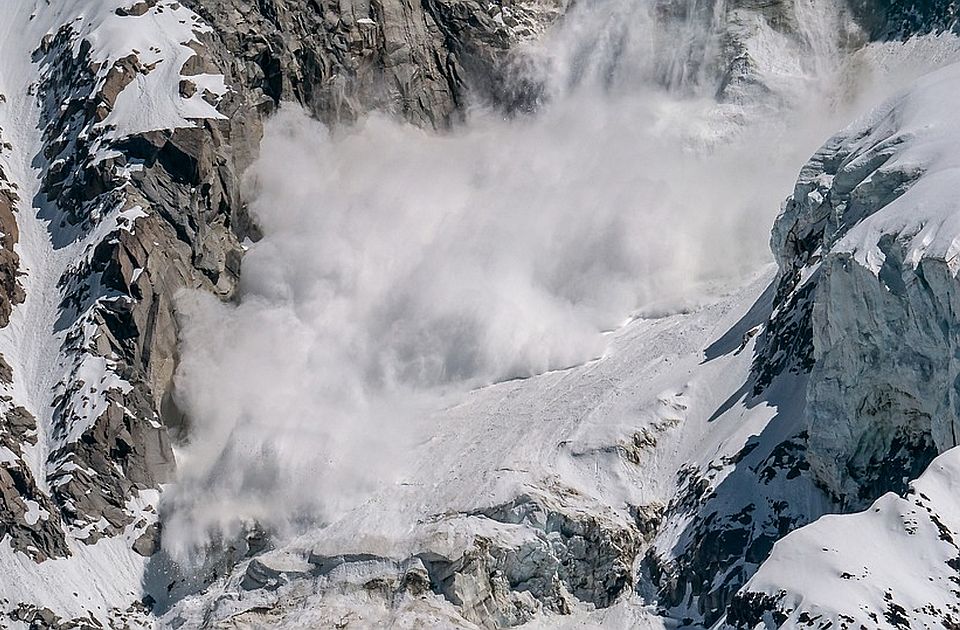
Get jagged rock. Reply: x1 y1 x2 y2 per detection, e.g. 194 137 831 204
473 494 639 609
758 63 960 507
0 171 25 329
848 0 959 40
0 355 12 385
0 0 563 578
182 0 563 128
0 403 70 561
133 523 161 557
3 406 37 447
17 3 256 545
240 557 308 591
0 464 70 561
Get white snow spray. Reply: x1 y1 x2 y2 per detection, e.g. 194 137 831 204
158 0 922 558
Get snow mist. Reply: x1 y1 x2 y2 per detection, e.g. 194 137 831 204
160 0 879 558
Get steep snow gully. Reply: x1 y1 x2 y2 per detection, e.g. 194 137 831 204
1 0 960 628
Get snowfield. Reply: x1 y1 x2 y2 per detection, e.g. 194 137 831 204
161 267 781 628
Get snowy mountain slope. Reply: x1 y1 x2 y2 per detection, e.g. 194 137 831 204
157 56 960 625
0 0 959 629
726 56 960 630
0 1 245 626
157 268 782 629
729 449 960 629
157 44 960 630
0 0 573 626
142 3 893 627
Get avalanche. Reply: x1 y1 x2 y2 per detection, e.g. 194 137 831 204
0 0 959 629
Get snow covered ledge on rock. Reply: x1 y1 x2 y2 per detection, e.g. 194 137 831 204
761 59 960 508
723 59 960 629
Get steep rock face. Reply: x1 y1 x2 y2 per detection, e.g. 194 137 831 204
0 0 563 569
645 0 862 105
638 31 960 624
723 57 960 630
0 0 565 622
183 0 566 127
761 60 960 507
25 2 246 550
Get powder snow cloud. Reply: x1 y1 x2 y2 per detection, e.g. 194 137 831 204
158 0 908 557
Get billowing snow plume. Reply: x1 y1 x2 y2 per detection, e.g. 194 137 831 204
159 0 949 556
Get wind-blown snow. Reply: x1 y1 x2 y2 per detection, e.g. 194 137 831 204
161 0 959 558
1 0 960 626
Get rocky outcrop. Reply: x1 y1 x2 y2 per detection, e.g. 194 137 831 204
759 61 960 507
0 91 25 329
182 0 566 127
715 55 960 630
848 1 959 41
0 0 563 570
0 404 71 561
640 40 960 625
26 5 244 548
161 490 652 628
642 425 827 625
0 181 24 329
